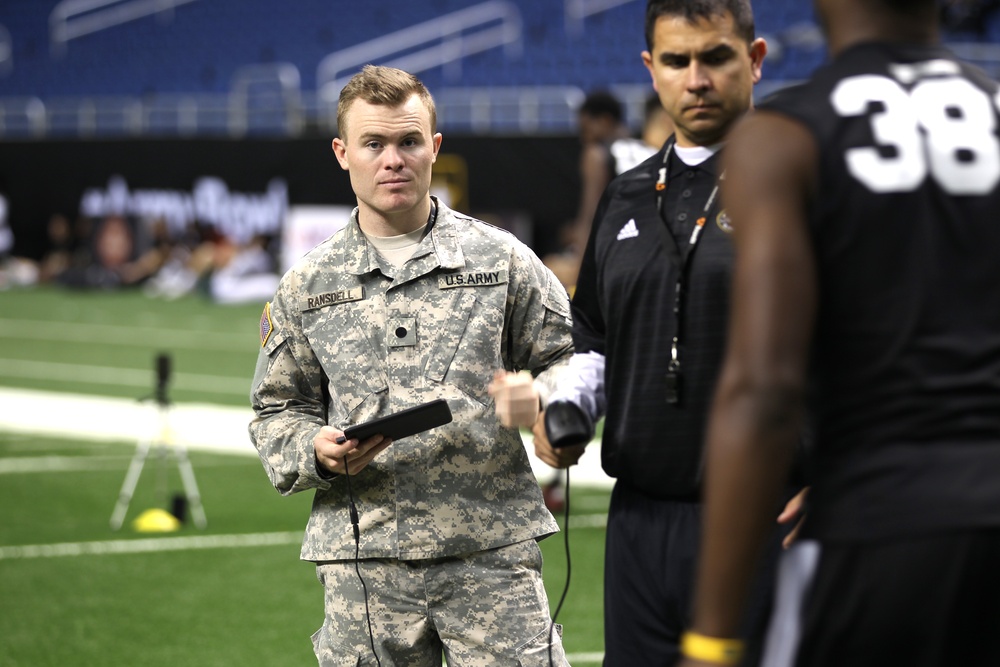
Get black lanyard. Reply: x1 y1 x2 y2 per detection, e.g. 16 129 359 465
654 138 724 405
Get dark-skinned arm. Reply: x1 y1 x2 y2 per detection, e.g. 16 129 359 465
679 111 819 667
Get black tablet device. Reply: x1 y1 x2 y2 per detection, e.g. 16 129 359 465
342 399 453 442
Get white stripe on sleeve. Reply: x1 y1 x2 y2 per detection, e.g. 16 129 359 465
543 351 606 423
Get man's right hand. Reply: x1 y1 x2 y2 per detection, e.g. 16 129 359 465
532 410 587 468
314 426 392 476
778 487 809 549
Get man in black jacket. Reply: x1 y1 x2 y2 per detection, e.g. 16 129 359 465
533 1 791 665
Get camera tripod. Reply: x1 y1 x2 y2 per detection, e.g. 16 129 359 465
110 354 207 531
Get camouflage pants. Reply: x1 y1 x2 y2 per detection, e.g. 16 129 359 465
311 538 569 667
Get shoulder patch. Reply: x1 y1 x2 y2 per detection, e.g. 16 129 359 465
259 302 273 348
438 269 509 289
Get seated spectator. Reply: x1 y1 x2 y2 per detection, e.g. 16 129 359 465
37 214 76 284
57 214 148 289
144 220 222 299
0 196 37 288
206 233 280 305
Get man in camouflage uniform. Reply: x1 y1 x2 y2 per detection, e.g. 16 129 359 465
249 65 574 666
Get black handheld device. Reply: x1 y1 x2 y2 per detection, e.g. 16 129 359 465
544 400 594 448
342 399 453 442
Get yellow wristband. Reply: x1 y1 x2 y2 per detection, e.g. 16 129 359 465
680 631 745 666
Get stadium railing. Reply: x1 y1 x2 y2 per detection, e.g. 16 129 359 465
49 0 201 58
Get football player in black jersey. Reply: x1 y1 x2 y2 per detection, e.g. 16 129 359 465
683 1 1000 666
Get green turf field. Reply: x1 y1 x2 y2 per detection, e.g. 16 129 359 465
0 286 262 406
0 285 608 666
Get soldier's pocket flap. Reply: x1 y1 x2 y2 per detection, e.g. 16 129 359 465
423 289 477 382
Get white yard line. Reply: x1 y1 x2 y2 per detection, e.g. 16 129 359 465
0 318 254 351
0 516 606 560
0 531 304 560
566 513 608 529
0 454 258 474
0 358 250 395
0 454 135 474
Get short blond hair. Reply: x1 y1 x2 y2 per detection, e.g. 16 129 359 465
336 65 437 139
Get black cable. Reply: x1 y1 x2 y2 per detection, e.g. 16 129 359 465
343 456 382 667
548 467 572 667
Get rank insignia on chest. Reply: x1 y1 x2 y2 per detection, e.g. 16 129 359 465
259 302 273 348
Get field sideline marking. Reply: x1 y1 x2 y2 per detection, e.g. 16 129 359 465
0 455 134 474
0 358 250 395
0 531 304 560
0 454 259 474
566 513 608 529
0 520 607 560
0 318 254 351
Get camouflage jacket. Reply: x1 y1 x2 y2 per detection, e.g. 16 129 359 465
249 200 573 561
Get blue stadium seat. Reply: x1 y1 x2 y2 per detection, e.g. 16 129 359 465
2 0 996 134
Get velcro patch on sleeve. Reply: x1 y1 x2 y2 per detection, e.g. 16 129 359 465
260 302 273 348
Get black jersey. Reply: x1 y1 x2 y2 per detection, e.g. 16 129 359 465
571 142 733 499
761 42 1000 542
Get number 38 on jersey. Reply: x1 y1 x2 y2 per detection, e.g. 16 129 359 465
832 73 1000 195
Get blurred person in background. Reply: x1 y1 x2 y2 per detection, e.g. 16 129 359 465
0 194 12 259
249 65 574 666
546 91 676 297
0 194 21 287
610 92 675 175
37 214 76 283
571 90 633 251
205 233 280 305
55 214 158 289
541 90 672 512
546 90 632 292
144 220 280 303
531 1 802 664
144 220 223 299
682 0 1000 665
